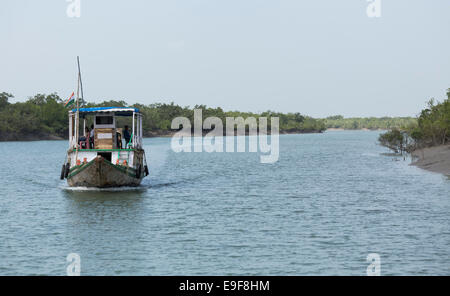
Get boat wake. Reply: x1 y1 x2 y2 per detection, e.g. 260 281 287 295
60 178 187 192
146 181 180 189
60 184 147 192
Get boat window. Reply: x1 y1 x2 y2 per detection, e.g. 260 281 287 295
96 116 113 125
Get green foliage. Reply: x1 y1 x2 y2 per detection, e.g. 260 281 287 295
0 93 68 140
378 129 407 154
325 115 344 120
414 96 450 146
324 116 417 130
0 92 13 110
379 88 450 152
0 92 326 140
5 89 449 145
135 104 326 135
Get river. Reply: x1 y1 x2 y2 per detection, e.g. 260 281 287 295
0 131 448 275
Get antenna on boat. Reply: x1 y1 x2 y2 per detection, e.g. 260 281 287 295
77 56 84 105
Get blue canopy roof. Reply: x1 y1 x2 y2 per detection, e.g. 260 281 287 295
70 107 140 115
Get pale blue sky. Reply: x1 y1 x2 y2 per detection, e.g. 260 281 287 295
0 0 449 117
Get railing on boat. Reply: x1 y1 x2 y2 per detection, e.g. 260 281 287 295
68 107 144 151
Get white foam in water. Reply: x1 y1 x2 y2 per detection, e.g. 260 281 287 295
60 184 146 192
361 152 379 157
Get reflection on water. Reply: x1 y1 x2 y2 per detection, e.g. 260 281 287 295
62 185 147 221
0 133 449 275
62 186 150 275
62 186 146 215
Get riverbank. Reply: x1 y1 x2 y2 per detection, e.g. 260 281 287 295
326 128 386 132
0 128 387 142
0 129 326 142
0 132 64 142
411 144 450 176
0 128 393 141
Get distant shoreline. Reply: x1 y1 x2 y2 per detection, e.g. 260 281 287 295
0 128 386 142
0 130 322 142
325 128 387 132
0 133 65 142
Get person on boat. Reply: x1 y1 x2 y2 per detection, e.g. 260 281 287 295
116 131 122 149
123 125 131 147
84 126 90 149
89 124 95 147
78 135 87 149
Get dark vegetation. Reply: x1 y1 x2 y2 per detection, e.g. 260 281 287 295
0 92 326 141
378 89 450 154
1 91 432 143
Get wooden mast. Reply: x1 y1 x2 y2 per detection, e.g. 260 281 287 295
75 56 82 162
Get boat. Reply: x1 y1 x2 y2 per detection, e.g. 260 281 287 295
60 58 148 187
61 106 149 187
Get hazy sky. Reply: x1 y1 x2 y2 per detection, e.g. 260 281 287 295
1 0 449 117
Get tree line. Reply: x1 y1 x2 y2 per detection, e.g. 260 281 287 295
325 115 416 130
378 89 450 153
0 92 327 141
1 91 426 142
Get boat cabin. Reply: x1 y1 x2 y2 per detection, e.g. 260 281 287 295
68 107 144 168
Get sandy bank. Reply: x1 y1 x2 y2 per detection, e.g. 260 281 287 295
325 128 386 132
411 144 450 176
